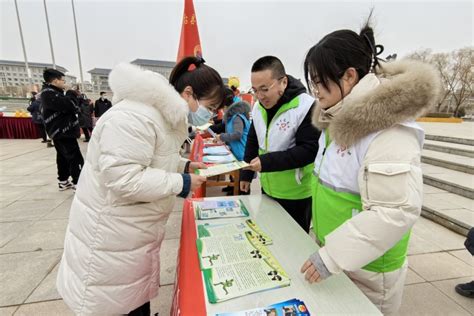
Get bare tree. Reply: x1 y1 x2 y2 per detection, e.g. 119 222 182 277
405 47 473 116
405 48 432 62
449 48 473 117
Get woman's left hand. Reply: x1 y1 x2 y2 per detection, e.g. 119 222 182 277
300 259 323 284
213 134 222 143
189 162 207 172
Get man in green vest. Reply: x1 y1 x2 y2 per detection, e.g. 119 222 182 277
240 56 320 232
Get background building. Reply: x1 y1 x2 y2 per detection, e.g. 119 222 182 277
130 59 175 79
0 60 75 97
88 68 111 93
87 59 177 94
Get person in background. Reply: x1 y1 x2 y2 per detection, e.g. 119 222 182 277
455 228 474 298
94 91 112 119
56 56 225 315
215 100 252 195
231 84 241 102
27 91 51 146
210 87 234 134
77 88 94 142
41 68 84 191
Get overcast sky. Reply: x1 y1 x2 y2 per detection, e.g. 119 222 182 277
1 0 472 89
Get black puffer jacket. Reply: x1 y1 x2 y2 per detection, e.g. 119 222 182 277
41 84 80 140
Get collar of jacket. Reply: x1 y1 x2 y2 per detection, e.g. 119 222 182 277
108 63 188 128
42 83 64 94
263 74 307 116
311 59 441 147
224 101 250 122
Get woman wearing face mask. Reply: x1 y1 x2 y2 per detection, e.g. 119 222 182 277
56 56 224 315
299 20 441 315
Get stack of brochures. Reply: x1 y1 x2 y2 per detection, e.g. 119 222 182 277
215 298 311 315
202 154 236 164
203 145 231 156
194 199 291 303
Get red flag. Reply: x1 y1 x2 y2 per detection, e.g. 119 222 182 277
177 0 203 62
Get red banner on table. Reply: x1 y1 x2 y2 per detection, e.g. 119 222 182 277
171 199 207 316
190 133 205 198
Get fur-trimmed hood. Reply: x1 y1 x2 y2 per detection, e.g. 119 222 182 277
312 59 441 146
108 63 188 127
224 101 251 121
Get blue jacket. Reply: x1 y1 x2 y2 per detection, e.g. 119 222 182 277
220 101 251 161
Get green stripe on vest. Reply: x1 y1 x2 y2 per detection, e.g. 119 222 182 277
257 97 313 200
312 175 410 273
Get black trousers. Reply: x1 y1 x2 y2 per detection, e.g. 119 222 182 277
264 190 312 233
53 138 84 184
81 127 93 140
128 301 150 316
35 123 47 142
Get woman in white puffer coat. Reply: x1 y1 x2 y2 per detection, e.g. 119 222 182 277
56 57 225 315
300 21 441 315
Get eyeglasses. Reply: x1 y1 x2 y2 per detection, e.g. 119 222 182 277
196 98 218 112
250 77 284 96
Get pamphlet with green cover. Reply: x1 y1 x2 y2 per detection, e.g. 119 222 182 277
202 251 291 303
197 219 273 245
196 231 271 269
193 199 250 220
195 161 249 177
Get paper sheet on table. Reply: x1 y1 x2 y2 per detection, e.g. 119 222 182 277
200 237 291 303
196 161 248 177
197 219 272 245
197 232 272 269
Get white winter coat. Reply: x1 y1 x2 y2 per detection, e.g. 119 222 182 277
56 63 189 315
311 60 442 315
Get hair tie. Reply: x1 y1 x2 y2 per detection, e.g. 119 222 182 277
363 34 384 73
196 56 206 65
188 64 197 71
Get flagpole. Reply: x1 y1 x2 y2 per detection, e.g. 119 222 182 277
43 0 56 69
71 0 84 91
14 0 33 89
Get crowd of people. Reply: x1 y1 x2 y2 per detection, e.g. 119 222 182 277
27 17 473 316
27 74 114 190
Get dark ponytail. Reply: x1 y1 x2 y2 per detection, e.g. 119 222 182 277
359 20 384 72
169 56 225 106
304 14 384 96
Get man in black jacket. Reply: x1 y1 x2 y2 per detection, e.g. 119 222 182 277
240 56 320 232
41 68 84 190
94 91 112 118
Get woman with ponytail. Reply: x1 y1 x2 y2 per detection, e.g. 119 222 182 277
300 18 441 314
57 56 225 315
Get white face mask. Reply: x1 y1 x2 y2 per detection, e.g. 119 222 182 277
188 101 212 126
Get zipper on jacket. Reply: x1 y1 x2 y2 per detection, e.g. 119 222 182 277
364 166 369 199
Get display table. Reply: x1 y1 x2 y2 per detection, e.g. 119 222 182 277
190 133 240 198
0 116 40 139
172 195 382 316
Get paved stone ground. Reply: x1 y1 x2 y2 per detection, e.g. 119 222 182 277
0 138 472 316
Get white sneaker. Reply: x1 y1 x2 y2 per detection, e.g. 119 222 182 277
58 180 73 191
